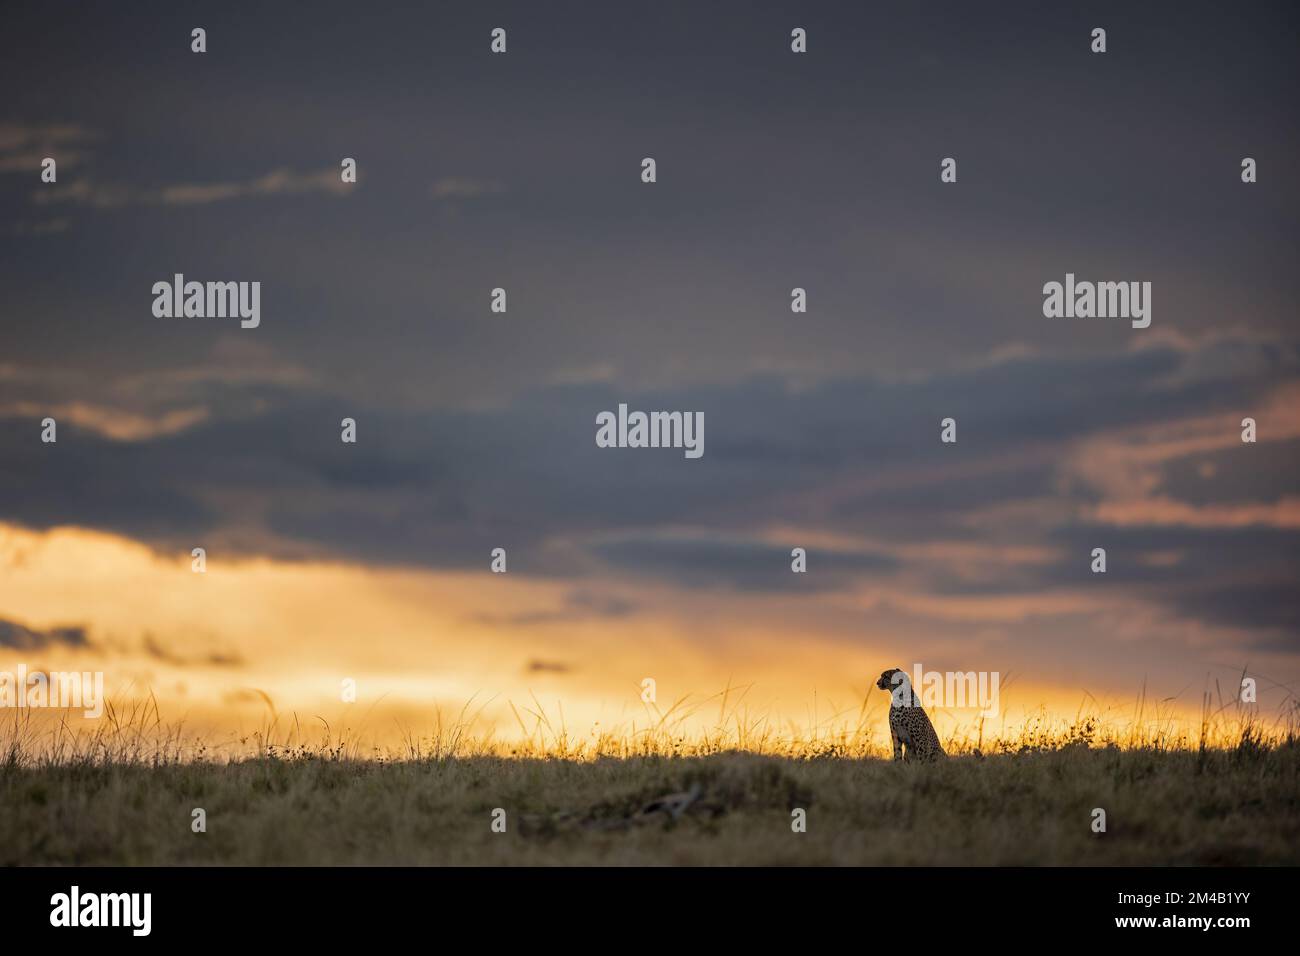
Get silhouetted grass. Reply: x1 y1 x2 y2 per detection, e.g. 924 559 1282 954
2 692 1297 865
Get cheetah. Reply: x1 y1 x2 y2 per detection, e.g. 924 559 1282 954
876 668 946 761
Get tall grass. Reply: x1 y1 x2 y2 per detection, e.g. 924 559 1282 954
4 679 1296 767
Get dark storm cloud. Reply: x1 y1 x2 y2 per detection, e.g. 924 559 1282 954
0 415 221 543
592 534 896 593
1 0 1298 666
1 337 1295 608
3 1 1297 407
1177 582 1300 636
918 519 1300 655
525 659 571 674
142 634 244 668
1040 523 1300 650
0 619 88 651
1159 438 1300 505
476 588 638 627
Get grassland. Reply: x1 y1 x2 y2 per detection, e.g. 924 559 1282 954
3 704 1298 865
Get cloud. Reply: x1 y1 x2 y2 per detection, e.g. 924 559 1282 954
0 123 94 174
5 336 1295 562
592 531 896 592
31 166 350 209
142 634 243 668
1 333 1297 653
429 177 504 201
525 659 571 674
10 218 69 236
0 617 88 650
474 588 639 627
0 401 209 442
0 339 313 442
154 167 350 205
0 124 89 154
1089 496 1300 530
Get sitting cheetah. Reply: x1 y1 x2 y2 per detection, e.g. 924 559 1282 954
876 668 946 761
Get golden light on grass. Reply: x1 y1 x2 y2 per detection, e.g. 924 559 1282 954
2 521 1295 762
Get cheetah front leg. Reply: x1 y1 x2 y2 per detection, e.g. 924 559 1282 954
891 732 904 761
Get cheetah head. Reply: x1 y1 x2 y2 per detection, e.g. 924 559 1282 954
876 668 906 691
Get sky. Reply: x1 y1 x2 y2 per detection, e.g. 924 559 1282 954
2 1 1298 751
